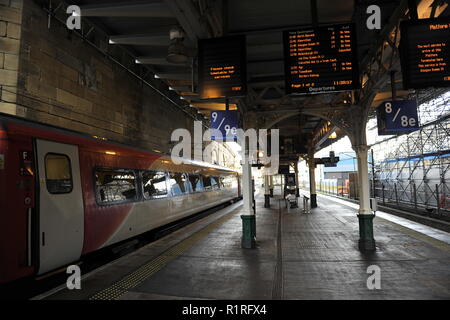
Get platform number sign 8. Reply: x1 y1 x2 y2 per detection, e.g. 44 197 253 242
384 102 416 127
377 100 419 135
211 110 239 140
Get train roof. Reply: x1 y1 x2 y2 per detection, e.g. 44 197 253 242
0 113 240 175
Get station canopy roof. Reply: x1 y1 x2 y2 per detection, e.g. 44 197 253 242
68 0 449 159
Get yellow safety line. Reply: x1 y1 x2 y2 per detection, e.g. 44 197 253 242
89 207 240 300
376 216 450 253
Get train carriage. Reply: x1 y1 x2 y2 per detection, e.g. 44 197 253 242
0 114 241 285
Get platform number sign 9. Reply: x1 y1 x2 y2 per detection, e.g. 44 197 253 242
210 110 238 140
377 100 420 135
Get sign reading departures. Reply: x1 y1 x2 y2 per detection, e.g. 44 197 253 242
198 35 247 99
400 17 450 90
283 23 360 95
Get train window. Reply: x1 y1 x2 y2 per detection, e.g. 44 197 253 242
219 176 226 188
169 172 188 196
142 171 167 199
221 175 236 189
95 169 137 204
211 177 220 190
203 176 219 190
187 174 203 192
45 153 73 194
202 175 212 190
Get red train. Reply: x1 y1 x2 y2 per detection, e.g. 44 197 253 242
0 114 241 284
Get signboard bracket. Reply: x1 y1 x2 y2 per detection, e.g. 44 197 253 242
408 0 418 20
390 70 397 101
310 0 318 27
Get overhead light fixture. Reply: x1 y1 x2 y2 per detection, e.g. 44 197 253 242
169 87 175 90
109 39 115 44
154 74 160 79
135 59 141 64
167 26 189 64
329 132 337 139
92 135 107 141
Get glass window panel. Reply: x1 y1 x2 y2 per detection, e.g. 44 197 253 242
169 172 187 196
211 176 220 189
45 153 73 194
188 174 203 192
96 169 137 204
142 171 167 199
203 175 212 190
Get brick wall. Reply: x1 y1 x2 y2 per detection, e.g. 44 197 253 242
0 0 201 154
0 0 23 116
0 1 239 165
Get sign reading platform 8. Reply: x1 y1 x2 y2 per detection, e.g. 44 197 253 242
210 110 238 140
377 100 420 135
198 35 247 99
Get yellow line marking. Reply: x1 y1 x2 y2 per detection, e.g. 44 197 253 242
89 207 240 300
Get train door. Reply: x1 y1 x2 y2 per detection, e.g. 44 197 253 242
36 139 84 275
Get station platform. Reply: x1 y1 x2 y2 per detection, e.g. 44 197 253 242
35 191 450 300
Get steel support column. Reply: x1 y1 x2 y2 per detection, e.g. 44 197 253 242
241 161 256 249
355 144 376 251
308 150 317 208
264 174 271 208
269 175 274 197
294 163 300 197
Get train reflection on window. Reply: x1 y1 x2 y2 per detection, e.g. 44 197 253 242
169 172 188 196
45 153 73 194
95 169 137 204
211 177 220 189
220 175 236 189
142 171 168 199
203 176 220 190
188 174 203 192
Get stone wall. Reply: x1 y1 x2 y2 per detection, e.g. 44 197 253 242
0 0 237 166
0 0 23 116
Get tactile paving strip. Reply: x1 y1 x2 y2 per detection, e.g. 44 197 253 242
297 240 328 249
89 207 241 300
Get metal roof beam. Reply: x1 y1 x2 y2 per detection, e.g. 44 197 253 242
168 86 193 92
155 73 193 81
315 126 338 150
136 57 179 66
109 34 169 46
164 0 210 41
80 2 173 18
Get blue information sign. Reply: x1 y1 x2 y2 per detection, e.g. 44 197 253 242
210 110 238 140
377 100 420 135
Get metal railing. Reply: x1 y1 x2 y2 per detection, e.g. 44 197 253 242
315 180 450 217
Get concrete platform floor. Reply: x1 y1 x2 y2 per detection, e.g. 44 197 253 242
38 191 450 300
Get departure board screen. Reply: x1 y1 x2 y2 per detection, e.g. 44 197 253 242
283 23 360 94
400 17 450 90
198 35 247 99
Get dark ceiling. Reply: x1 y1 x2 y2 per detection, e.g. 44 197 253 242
63 0 444 158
